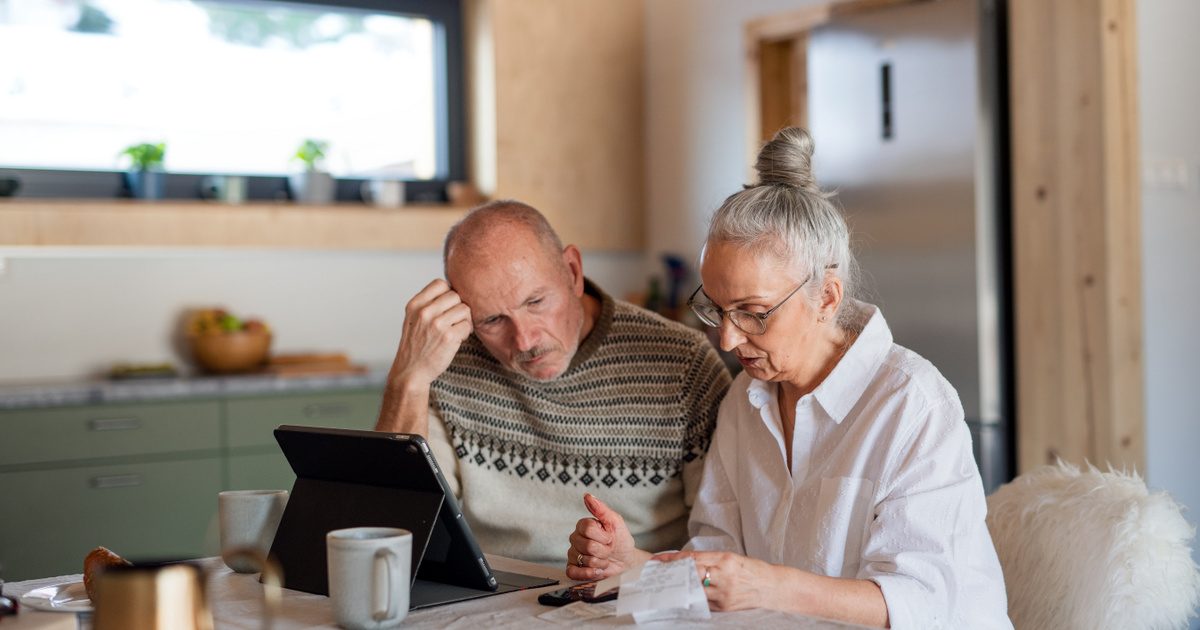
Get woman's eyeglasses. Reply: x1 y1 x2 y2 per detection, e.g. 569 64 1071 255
687 264 836 336
688 277 808 336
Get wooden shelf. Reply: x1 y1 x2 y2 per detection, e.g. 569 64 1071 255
0 199 472 250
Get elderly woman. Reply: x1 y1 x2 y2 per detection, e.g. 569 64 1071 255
565 127 1011 628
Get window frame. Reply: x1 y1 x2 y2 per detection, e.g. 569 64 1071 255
0 0 465 203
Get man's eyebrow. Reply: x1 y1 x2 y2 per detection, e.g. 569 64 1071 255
470 286 549 323
474 312 501 324
523 286 551 301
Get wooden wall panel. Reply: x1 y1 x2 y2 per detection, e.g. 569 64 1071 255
1010 0 1143 473
489 0 644 251
754 34 809 144
758 39 796 141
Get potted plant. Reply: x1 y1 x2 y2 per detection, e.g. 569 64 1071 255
120 142 166 199
288 139 335 204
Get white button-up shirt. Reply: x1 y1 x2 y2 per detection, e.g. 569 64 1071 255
686 304 1011 629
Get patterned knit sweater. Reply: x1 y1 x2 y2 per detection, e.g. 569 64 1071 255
426 280 730 565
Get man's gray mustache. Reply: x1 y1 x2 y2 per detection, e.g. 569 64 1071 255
516 346 554 363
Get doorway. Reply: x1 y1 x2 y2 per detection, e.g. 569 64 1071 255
744 0 921 168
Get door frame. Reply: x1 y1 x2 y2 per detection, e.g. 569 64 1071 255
743 0 924 177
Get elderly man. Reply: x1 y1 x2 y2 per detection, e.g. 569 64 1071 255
376 200 730 565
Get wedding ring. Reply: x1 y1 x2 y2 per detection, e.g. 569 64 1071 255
577 553 586 568
703 568 712 588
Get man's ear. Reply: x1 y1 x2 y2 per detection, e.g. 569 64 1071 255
562 244 585 297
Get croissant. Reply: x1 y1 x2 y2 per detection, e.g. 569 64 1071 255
83 546 130 601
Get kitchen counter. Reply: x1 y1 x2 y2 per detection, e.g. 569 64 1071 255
0 367 389 410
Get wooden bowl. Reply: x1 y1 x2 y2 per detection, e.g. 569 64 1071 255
189 331 271 374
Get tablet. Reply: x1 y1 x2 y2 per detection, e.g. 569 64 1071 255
268 425 557 609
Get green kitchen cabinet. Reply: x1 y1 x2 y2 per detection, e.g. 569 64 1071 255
222 390 381 491
0 401 221 467
227 452 296 492
224 390 382 449
0 388 383 580
0 458 222 580
0 396 224 582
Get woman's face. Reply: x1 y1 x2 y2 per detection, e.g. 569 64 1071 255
699 240 823 384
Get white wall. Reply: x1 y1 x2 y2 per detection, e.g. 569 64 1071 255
645 0 1200 596
1138 0 1200 600
0 248 644 382
644 0 823 271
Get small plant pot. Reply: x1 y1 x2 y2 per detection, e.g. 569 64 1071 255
288 171 336 205
125 170 166 199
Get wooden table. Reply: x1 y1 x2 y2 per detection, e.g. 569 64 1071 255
5 555 866 629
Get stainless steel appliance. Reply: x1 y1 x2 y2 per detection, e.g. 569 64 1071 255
806 0 1012 491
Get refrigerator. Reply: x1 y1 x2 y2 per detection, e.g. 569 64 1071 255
806 0 1012 492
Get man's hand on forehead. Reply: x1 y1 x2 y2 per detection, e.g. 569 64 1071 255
390 279 474 388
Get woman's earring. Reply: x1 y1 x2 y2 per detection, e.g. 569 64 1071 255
819 315 827 323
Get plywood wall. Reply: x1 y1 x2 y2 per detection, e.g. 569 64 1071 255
484 0 645 251
1009 0 1143 473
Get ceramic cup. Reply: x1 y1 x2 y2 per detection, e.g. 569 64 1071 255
326 527 411 630
199 175 247 204
360 179 405 208
218 490 288 573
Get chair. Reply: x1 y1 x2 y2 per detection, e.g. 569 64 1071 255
986 461 1200 629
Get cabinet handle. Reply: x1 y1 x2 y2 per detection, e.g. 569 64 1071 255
90 474 143 489
88 417 142 432
303 402 350 418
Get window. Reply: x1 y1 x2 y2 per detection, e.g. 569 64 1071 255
0 0 463 200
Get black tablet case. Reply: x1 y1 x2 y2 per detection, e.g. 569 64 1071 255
268 425 557 609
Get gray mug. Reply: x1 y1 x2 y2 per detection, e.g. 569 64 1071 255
326 527 411 629
218 490 288 573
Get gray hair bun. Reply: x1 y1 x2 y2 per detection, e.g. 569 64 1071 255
755 127 820 193
707 125 861 330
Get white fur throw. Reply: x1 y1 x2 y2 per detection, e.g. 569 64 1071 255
986 462 1200 630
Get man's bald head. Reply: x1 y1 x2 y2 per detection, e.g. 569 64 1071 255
440 200 592 381
443 200 565 273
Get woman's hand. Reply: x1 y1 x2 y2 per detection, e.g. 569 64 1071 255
655 551 889 626
651 550 778 612
565 493 647 580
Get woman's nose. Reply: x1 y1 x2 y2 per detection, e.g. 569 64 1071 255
718 317 745 352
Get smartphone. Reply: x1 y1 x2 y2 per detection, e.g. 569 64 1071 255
537 580 619 607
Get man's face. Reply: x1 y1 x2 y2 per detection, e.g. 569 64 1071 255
447 229 586 381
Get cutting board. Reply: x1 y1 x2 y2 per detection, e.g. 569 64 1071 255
264 353 366 377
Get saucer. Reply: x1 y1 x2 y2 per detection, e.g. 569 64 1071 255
18 580 92 613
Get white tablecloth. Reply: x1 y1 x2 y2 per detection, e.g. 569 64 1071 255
6 555 865 629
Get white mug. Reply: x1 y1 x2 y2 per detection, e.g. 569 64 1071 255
218 490 288 573
327 527 411 630
200 175 248 204
219 175 248 204
360 179 405 208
